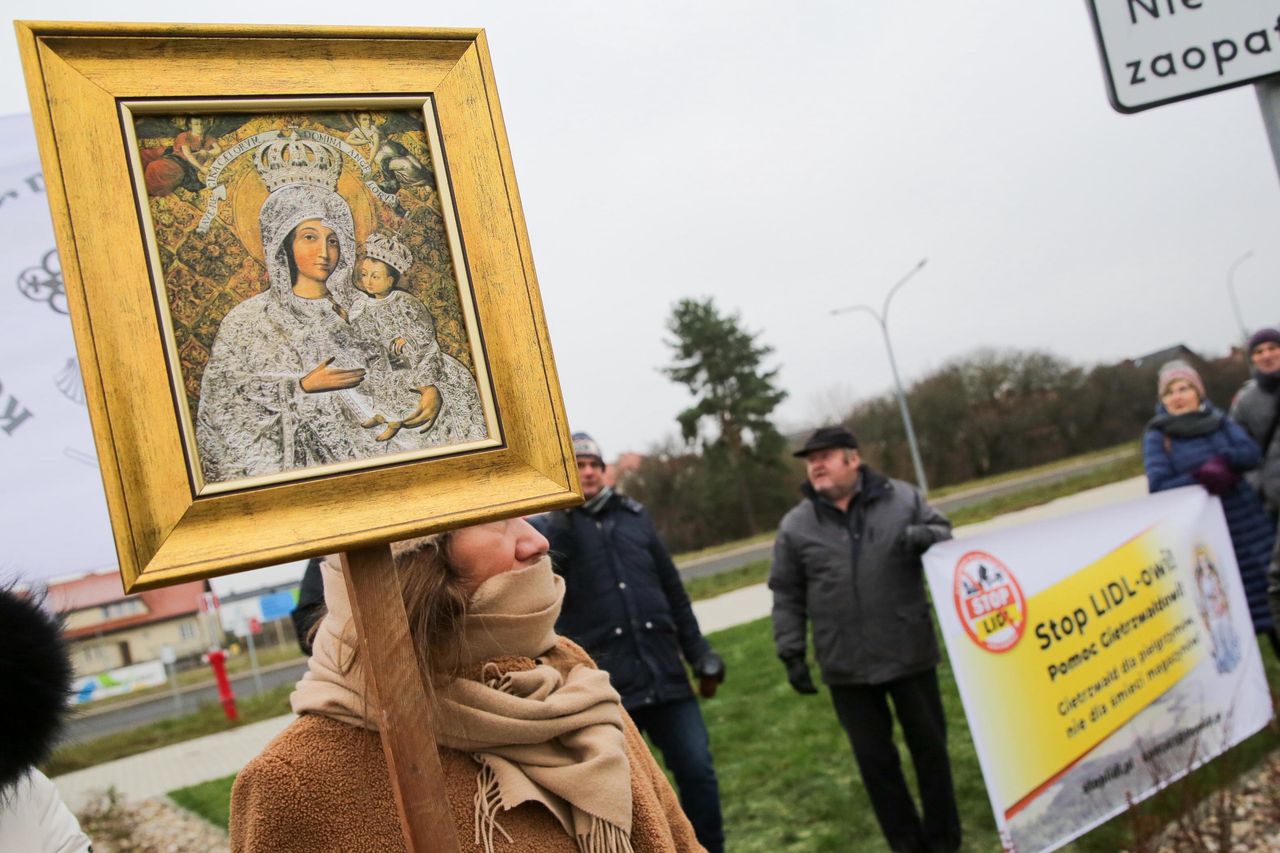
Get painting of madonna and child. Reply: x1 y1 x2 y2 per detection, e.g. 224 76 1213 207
128 105 499 492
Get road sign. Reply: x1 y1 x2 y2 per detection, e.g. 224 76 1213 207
1086 1 1280 113
258 590 296 622
249 617 262 635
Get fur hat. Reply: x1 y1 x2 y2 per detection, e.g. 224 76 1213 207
0 586 74 793
1157 360 1206 400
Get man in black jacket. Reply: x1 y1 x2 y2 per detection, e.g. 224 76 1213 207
770 425 960 853
531 432 726 853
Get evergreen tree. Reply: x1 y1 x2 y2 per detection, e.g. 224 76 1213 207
662 298 788 532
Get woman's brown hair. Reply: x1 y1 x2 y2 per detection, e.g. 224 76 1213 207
393 534 471 683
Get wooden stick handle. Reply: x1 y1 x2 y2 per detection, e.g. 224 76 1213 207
342 544 461 852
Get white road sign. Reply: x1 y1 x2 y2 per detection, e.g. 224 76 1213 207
1087 1 1280 112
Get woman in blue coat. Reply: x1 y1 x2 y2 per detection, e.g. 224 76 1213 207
1143 360 1278 654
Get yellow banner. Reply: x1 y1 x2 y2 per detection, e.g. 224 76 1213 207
951 528 1203 813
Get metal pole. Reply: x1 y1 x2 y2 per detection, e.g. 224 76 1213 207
1226 250 1253 347
881 320 929 495
166 660 182 714
246 628 264 696
832 258 930 494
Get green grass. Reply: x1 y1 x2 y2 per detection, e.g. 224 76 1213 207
684 559 771 602
946 454 1146 527
704 618 997 852
170 774 236 828
929 442 1139 500
45 684 295 777
674 531 777 564
157 618 1279 852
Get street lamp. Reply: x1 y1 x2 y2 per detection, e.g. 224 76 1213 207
1227 250 1253 347
832 257 930 495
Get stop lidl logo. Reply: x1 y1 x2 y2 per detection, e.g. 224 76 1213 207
954 551 1027 653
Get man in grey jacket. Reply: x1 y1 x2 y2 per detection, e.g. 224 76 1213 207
769 425 960 853
1231 326 1280 632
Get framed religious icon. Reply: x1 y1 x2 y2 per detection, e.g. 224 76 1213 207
17 23 581 591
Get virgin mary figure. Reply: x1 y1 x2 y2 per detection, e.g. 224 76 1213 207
194 134 456 484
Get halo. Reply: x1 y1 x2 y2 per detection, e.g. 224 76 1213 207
229 161 377 265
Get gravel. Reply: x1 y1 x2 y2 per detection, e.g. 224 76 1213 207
1132 750 1280 853
78 794 228 853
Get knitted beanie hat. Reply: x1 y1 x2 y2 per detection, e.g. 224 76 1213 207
1157 359 1205 400
1247 327 1280 354
572 432 604 464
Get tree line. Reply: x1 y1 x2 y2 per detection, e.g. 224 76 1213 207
620 298 1249 555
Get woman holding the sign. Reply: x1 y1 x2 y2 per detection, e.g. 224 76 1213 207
1142 360 1278 654
230 519 703 853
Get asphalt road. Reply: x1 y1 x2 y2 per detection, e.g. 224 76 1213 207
65 659 309 742
69 448 1135 740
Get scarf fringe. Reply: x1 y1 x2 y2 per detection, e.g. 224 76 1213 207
576 814 635 853
473 760 513 853
474 759 634 853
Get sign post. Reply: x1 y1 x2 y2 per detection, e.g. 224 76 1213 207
161 644 181 714
245 618 263 696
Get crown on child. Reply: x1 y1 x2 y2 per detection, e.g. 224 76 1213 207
253 133 343 193
364 231 413 276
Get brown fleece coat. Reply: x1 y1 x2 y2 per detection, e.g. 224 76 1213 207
230 638 703 853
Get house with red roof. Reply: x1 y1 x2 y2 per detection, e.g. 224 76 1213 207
46 571 213 677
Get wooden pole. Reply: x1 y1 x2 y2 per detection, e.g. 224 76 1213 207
341 544 461 852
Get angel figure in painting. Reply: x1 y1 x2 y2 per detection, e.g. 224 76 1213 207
342 111 435 194
194 134 472 483
350 231 486 444
139 116 236 197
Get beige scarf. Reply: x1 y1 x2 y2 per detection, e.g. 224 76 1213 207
291 556 634 853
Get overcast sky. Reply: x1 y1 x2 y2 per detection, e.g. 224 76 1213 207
4 1 1279 457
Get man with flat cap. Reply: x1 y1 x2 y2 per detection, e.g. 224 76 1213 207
769 425 961 853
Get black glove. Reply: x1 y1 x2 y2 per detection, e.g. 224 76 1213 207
899 524 935 555
693 651 726 682
694 651 726 698
783 656 818 695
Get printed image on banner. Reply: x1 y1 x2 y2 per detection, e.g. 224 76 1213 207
954 550 1027 653
924 487 1272 853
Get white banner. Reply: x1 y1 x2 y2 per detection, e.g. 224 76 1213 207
0 113 116 586
70 659 167 705
925 486 1272 853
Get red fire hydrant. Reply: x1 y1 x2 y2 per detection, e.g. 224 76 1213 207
206 648 238 721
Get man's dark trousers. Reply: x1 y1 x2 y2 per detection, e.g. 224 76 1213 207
629 697 724 853
828 668 961 853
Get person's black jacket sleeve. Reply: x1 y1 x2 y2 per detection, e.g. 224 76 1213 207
644 511 713 667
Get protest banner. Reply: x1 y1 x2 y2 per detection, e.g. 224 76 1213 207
0 112 116 586
924 486 1272 853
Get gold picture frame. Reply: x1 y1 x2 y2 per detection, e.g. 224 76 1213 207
17 22 581 592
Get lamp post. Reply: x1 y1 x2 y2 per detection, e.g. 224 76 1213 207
1227 250 1253 348
832 257 930 494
